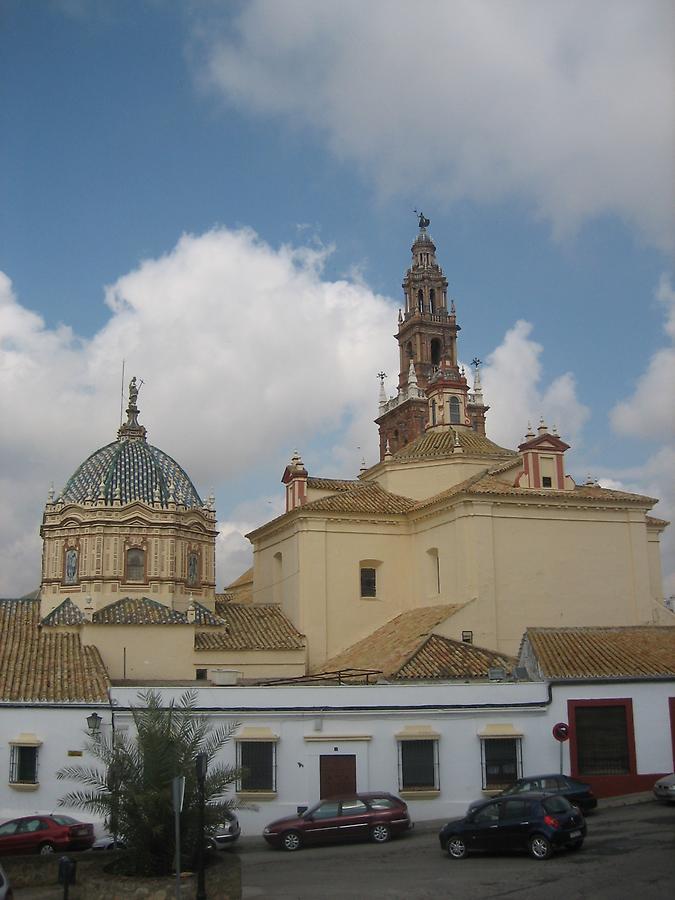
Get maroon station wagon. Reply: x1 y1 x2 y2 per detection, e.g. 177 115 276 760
263 793 412 851
0 815 95 856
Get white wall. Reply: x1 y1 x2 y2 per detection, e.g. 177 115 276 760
2 678 673 837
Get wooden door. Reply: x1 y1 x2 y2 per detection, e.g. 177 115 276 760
320 754 356 798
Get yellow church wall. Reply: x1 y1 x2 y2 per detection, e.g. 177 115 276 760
81 624 195 680
370 457 496 501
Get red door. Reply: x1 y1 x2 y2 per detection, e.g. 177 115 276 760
320 754 356 798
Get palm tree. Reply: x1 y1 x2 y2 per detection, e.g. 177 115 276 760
58 689 240 875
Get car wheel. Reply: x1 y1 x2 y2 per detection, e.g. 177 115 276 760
281 830 302 852
39 842 56 855
566 839 584 851
446 836 468 859
529 834 552 860
371 824 391 844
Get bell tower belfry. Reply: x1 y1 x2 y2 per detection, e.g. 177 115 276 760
376 214 485 459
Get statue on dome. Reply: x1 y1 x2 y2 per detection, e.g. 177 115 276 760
415 210 430 230
128 376 139 406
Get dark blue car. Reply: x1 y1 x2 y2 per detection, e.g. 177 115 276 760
439 792 586 860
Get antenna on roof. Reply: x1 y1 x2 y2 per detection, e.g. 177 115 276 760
119 360 125 427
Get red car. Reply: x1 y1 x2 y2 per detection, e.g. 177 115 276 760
263 792 412 851
0 815 94 856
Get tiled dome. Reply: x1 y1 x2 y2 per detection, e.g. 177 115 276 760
62 439 202 508
60 377 202 509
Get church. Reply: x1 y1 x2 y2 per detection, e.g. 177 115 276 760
16 215 675 685
1 216 674 826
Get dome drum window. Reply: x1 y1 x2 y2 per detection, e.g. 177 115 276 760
187 550 201 587
125 546 146 583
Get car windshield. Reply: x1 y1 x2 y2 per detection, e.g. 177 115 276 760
50 815 78 826
542 796 572 814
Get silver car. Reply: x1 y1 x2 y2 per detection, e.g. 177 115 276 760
653 773 675 803
207 812 241 849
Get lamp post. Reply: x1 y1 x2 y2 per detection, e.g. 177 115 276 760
86 712 102 735
195 752 208 900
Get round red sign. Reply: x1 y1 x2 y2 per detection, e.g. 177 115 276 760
552 722 570 742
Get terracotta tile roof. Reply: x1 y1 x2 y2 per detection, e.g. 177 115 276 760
197 604 305 651
525 626 675 679
307 477 358 491
646 515 670 528
193 602 226 626
395 634 516 680
225 567 254 590
393 429 517 462
414 468 657 512
314 605 464 677
93 596 187 625
41 598 85 626
0 599 109 702
302 482 416 514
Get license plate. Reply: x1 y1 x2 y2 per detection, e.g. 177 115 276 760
569 830 581 838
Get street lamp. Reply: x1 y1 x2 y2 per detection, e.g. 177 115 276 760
195 752 208 900
86 712 102 735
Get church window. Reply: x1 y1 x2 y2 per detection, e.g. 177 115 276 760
126 548 145 582
431 400 437 426
273 552 283 604
429 288 435 312
427 548 440 595
187 551 199 586
406 341 413 360
360 566 377 598
449 396 461 424
64 547 78 585
542 476 552 488
417 289 423 312
430 339 441 365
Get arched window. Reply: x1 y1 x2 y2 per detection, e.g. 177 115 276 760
187 551 199 586
417 289 424 312
431 399 437 426
429 288 435 312
430 339 442 366
449 396 461 424
126 548 145 582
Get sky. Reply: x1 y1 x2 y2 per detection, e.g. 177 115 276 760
1 0 674 598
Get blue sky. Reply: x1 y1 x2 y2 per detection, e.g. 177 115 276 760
1 0 674 596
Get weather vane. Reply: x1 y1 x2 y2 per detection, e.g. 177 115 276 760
377 371 387 384
471 358 481 369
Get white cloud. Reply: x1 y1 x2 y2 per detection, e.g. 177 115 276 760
193 0 675 250
0 228 397 597
479 319 590 448
610 275 675 439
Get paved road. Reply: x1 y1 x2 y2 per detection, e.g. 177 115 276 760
237 800 675 900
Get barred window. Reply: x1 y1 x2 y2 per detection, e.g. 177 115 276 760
575 705 630 775
237 741 276 792
398 740 439 791
360 567 377 598
10 746 39 784
480 738 521 790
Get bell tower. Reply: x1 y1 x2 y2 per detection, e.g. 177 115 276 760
376 214 464 459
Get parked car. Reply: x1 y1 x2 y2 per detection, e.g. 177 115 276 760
0 862 13 899
0 814 95 856
263 793 412 851
440 792 586 860
469 774 597 814
207 811 241 849
653 773 675 803
91 835 126 850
